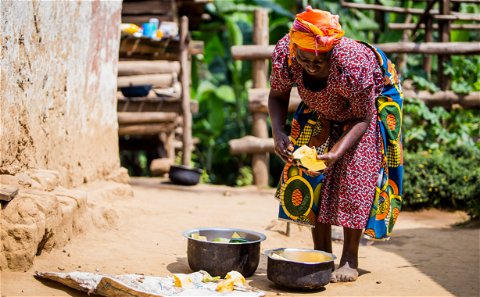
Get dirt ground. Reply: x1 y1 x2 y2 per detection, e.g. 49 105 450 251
1 177 479 297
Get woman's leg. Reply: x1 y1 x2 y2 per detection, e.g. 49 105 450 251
331 227 362 282
311 221 334 272
311 221 332 252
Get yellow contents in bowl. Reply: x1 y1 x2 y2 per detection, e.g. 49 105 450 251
190 232 207 241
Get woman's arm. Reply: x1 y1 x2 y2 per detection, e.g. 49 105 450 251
318 116 371 167
268 89 293 161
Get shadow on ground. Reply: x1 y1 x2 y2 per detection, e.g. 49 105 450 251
33 278 96 297
374 225 479 297
166 257 192 274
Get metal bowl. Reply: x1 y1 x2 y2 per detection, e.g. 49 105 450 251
183 228 266 277
264 248 335 290
169 165 202 186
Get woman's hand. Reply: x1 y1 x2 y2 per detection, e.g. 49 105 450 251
273 132 294 162
317 151 340 167
305 169 322 177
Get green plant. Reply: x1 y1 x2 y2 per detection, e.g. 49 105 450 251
403 97 480 152
236 166 253 186
443 56 480 94
403 146 480 218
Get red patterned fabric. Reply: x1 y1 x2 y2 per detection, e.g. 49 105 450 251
270 35 384 229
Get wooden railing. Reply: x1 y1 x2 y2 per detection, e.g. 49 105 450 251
228 4 480 186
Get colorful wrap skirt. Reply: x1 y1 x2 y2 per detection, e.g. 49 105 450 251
275 44 404 241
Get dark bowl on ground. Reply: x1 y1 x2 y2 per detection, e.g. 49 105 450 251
168 165 203 186
183 227 267 277
265 248 335 290
120 85 152 97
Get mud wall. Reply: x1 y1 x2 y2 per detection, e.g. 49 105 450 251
0 1 123 187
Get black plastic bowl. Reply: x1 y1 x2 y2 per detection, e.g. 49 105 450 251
120 84 152 97
169 165 203 186
183 228 266 277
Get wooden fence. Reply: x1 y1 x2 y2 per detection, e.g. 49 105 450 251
228 4 480 187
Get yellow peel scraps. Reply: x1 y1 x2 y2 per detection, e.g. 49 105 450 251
216 270 246 292
173 273 193 288
216 278 235 292
225 270 246 286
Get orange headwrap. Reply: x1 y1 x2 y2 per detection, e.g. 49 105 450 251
289 6 344 65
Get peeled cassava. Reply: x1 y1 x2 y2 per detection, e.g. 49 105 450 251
292 145 326 171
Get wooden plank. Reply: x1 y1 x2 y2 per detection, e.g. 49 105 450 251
434 14 480 21
188 40 204 55
118 123 177 136
389 23 480 30
231 45 274 60
118 61 180 76
229 136 275 155
411 0 479 2
117 74 174 88
117 100 198 113
249 88 301 113
340 0 439 15
376 42 480 54
117 90 180 100
121 1 173 15
403 90 480 108
118 112 177 125
340 0 480 20
249 87 480 109
121 15 174 25
232 42 480 60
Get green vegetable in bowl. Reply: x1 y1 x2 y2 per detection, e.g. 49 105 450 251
212 237 230 243
229 237 249 243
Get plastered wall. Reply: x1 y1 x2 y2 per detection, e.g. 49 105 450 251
0 1 123 187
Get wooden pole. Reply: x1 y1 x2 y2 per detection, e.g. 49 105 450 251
251 8 269 187
180 16 193 166
438 0 451 90
396 14 412 75
374 0 385 43
423 1 434 77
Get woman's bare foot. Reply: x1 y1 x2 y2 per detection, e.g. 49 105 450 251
330 262 359 282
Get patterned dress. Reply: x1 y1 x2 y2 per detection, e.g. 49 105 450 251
271 34 401 232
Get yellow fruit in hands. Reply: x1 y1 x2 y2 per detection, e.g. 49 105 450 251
173 273 193 288
292 145 326 171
